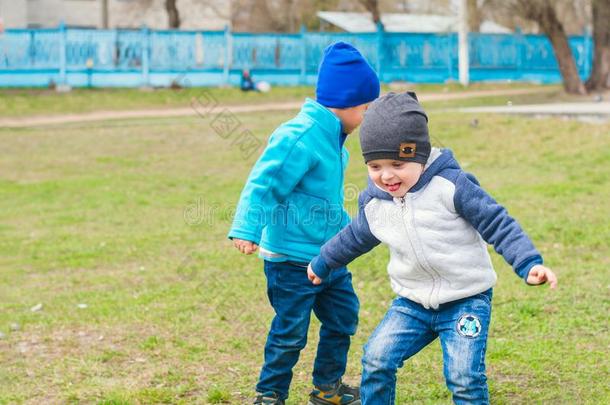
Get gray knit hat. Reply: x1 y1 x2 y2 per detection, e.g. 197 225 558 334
359 91 430 164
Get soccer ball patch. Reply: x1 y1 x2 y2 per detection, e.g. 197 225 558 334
457 314 482 338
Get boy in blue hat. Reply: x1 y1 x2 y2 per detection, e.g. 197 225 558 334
228 42 380 405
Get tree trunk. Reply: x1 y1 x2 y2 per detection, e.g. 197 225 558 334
360 0 382 25
101 0 109 28
467 0 483 32
519 0 586 94
165 0 181 29
544 20 586 94
586 0 610 90
288 0 300 33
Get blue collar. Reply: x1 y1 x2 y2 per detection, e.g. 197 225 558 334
300 98 344 147
409 149 455 193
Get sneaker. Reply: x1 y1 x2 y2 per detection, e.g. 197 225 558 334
308 380 361 405
254 391 285 405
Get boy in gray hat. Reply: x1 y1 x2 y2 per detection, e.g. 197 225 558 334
307 92 557 404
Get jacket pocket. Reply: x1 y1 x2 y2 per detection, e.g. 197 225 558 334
284 191 329 245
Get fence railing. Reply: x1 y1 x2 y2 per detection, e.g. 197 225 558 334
0 24 594 87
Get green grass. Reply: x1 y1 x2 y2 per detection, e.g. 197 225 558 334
0 86 314 118
0 92 608 403
0 83 564 118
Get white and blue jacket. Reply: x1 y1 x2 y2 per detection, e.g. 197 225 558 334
311 148 543 309
228 98 350 262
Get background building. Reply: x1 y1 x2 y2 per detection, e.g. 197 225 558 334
317 11 511 33
0 0 230 30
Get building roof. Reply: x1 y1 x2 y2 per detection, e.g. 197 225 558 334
317 11 512 34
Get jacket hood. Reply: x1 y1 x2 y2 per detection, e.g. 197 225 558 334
364 148 461 201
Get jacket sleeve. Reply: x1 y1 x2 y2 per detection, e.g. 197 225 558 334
310 192 381 279
453 172 543 281
227 130 316 244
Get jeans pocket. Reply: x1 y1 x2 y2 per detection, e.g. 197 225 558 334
276 262 311 290
475 290 493 306
285 260 309 269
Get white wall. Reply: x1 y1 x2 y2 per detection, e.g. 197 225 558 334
0 0 229 30
0 0 29 28
28 0 100 28
111 0 230 30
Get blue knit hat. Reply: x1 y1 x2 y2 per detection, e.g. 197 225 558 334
316 42 380 108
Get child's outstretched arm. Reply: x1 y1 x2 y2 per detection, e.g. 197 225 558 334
308 191 381 284
454 171 558 288
228 129 317 253
233 238 259 255
526 264 558 288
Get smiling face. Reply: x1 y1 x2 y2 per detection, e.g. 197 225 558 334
366 159 424 197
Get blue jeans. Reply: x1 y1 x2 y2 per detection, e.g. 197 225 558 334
361 290 493 405
257 260 360 399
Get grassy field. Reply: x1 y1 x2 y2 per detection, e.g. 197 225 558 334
0 88 609 404
0 82 567 118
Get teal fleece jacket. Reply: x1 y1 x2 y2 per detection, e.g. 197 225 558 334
228 98 351 261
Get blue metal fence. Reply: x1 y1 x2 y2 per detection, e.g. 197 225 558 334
0 24 594 88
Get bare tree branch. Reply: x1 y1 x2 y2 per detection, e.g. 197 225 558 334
467 0 483 32
490 0 586 94
165 0 180 28
359 0 382 25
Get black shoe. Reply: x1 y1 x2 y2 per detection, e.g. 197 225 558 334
308 380 361 405
254 391 285 405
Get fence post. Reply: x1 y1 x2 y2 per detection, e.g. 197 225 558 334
58 22 67 86
514 27 523 79
29 30 35 68
223 24 232 86
376 22 384 80
447 34 453 81
457 0 469 86
300 24 307 85
583 26 592 79
141 25 150 87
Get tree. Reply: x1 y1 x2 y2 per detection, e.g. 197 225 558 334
120 0 232 30
586 0 610 91
101 0 110 28
359 0 382 25
467 0 483 32
230 0 287 32
491 0 586 94
165 0 181 28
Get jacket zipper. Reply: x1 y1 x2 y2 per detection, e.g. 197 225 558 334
406 196 447 308
399 196 436 307
339 137 344 228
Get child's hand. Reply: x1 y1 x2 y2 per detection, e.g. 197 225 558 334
233 238 258 255
307 264 322 285
526 264 558 289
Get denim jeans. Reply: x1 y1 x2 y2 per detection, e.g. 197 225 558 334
361 290 493 405
257 260 360 399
